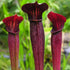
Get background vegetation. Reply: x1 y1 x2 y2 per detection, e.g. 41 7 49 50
0 0 70 70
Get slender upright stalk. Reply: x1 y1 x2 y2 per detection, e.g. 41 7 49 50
22 2 48 70
3 15 23 70
8 33 19 70
51 31 62 70
48 12 66 70
30 21 44 70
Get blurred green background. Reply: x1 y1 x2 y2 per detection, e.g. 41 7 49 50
0 0 70 70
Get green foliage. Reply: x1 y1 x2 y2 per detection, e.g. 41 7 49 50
63 18 70 32
44 63 53 70
61 54 70 70
62 55 67 70
0 55 11 70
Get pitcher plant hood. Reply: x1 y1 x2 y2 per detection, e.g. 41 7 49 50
3 14 23 34
22 2 48 20
48 11 66 33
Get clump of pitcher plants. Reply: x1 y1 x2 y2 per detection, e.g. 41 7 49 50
2 1 67 70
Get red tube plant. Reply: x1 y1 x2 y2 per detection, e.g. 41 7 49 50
3 15 23 70
22 2 48 70
48 12 66 70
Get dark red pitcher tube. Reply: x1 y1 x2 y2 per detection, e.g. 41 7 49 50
48 12 66 70
30 20 44 70
8 33 19 70
22 2 48 70
51 31 62 70
3 15 23 70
